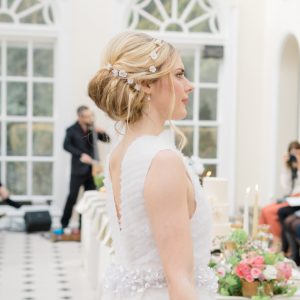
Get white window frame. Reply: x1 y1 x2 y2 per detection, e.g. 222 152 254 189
0 31 57 202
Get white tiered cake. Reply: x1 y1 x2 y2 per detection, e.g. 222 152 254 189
203 177 231 238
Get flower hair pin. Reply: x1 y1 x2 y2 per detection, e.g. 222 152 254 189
154 39 163 46
149 66 156 73
107 65 141 92
148 39 164 72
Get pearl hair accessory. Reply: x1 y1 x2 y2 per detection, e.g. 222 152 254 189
104 39 164 92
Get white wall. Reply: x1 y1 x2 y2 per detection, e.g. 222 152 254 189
260 0 300 203
275 36 299 196
235 0 266 208
234 0 300 208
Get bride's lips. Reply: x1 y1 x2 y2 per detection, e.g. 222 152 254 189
182 98 189 105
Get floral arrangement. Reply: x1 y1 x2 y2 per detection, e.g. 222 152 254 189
210 229 297 299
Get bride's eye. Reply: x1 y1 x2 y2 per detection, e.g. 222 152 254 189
176 72 185 78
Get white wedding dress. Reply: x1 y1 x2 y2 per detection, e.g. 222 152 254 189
100 132 218 300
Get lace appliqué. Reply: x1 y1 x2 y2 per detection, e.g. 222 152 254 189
103 264 218 296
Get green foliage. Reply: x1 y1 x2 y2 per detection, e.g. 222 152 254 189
263 252 284 265
93 174 105 189
228 229 248 245
218 274 242 296
227 254 240 267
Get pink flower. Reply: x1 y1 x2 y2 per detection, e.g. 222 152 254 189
251 256 265 269
245 273 254 282
236 263 251 278
217 267 226 278
251 267 262 279
277 262 292 281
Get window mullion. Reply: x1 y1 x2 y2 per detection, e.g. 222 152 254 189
194 47 200 157
28 40 33 197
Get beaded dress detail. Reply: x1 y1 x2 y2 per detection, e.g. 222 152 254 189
101 133 217 300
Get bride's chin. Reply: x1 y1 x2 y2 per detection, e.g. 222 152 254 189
172 109 187 120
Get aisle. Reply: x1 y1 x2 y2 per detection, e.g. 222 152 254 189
0 231 95 300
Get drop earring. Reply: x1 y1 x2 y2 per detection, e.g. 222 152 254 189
147 95 151 101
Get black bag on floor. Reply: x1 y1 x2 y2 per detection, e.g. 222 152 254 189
24 211 52 233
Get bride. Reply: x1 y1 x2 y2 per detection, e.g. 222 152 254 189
88 31 217 300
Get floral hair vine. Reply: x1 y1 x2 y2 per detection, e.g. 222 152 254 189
105 63 141 91
104 38 164 92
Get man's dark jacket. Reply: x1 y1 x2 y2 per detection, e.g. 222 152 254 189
63 122 110 176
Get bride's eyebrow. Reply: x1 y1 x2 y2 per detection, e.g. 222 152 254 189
175 68 185 72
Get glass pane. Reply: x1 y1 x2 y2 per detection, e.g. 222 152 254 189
136 16 160 30
7 82 27 115
176 126 193 157
160 0 171 17
199 127 217 158
186 2 205 22
7 0 15 7
181 49 195 82
7 122 27 156
32 123 53 156
203 164 217 177
199 88 217 120
178 0 190 17
0 14 14 23
6 161 27 195
16 0 40 13
20 8 45 24
200 52 220 83
190 19 211 33
7 46 27 76
165 23 183 31
32 162 52 195
184 91 194 120
143 1 164 22
33 48 53 77
33 83 53 116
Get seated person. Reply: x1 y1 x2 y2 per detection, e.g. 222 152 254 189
259 141 300 250
283 212 300 265
0 182 22 208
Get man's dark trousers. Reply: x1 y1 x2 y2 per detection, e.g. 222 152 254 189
61 174 95 228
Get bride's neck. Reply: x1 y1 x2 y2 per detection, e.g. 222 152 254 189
125 108 165 138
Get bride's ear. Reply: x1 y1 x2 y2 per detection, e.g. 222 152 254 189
140 80 153 95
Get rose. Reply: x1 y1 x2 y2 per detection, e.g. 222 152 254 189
251 267 262 279
277 262 292 281
251 256 265 269
263 265 277 280
236 263 251 278
245 273 254 282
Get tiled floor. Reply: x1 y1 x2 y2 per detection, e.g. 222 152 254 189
0 231 95 300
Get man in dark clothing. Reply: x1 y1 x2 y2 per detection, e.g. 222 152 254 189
61 105 110 229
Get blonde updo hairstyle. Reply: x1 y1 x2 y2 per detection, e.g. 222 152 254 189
88 31 186 147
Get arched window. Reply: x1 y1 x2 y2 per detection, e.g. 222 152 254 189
128 0 219 33
127 0 226 177
0 0 55 25
0 0 56 201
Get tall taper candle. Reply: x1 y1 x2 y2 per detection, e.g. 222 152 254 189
252 184 259 238
243 187 251 234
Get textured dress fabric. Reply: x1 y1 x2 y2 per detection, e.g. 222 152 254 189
100 133 218 300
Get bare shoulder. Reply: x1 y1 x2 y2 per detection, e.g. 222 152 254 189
150 149 185 174
145 150 187 190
